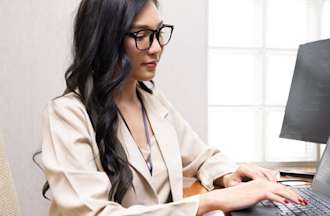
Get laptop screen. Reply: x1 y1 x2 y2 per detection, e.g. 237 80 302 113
312 138 330 198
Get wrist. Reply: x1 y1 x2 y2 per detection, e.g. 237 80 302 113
197 192 217 216
197 189 234 214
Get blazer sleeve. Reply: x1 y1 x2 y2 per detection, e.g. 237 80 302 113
155 90 238 191
41 95 200 216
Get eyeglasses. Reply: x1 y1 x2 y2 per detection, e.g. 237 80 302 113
126 24 174 51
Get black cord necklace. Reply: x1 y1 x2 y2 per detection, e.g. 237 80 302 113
117 91 153 176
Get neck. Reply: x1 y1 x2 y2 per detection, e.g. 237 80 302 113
115 79 139 106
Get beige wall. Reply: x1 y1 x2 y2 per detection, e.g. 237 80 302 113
0 0 207 215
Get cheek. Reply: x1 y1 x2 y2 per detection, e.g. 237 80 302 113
124 40 141 66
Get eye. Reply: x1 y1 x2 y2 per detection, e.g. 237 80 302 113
135 36 146 42
135 30 149 41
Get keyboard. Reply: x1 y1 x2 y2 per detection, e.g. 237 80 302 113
260 188 330 215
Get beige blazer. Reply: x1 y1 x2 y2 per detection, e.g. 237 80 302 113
42 87 238 216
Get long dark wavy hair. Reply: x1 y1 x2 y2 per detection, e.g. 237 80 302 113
41 0 158 203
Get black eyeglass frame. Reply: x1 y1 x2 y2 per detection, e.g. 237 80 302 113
126 24 174 51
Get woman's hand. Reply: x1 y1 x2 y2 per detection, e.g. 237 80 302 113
220 163 278 187
197 179 307 215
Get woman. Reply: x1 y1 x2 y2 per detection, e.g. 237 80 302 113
41 0 307 215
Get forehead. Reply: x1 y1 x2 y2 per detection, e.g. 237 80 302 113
131 1 162 29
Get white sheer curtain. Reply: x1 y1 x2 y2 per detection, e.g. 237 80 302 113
208 0 330 162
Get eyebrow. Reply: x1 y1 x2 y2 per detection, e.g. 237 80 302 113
131 21 164 30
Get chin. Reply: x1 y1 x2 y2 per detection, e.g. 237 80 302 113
139 71 156 81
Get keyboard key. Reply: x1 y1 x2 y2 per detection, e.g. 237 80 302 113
271 187 330 216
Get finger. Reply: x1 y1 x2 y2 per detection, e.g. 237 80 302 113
228 180 241 187
254 166 277 182
273 185 305 205
222 173 243 187
257 167 279 183
261 169 278 182
238 165 265 180
264 192 288 205
274 170 281 181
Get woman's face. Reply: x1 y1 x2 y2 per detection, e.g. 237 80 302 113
124 1 163 81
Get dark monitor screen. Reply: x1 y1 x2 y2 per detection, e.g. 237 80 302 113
280 39 330 144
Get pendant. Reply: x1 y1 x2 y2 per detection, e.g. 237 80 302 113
147 161 153 175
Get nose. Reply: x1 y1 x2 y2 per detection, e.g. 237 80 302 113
148 34 162 54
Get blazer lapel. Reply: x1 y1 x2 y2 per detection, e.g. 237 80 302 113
117 118 159 197
118 117 164 203
139 89 184 201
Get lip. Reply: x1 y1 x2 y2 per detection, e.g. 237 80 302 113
142 60 158 65
141 61 158 69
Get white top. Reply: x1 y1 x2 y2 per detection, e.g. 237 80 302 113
140 133 171 203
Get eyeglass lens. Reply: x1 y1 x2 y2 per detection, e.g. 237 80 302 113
135 26 172 50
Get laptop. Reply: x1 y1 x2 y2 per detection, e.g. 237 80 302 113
231 137 330 216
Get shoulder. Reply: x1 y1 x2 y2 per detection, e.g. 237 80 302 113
50 91 84 109
43 91 89 123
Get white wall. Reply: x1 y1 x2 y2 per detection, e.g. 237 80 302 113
0 0 207 215
157 0 208 141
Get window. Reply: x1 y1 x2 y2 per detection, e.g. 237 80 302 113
208 0 330 162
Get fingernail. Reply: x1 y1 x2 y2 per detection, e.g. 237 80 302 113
298 199 307 205
284 200 289 204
